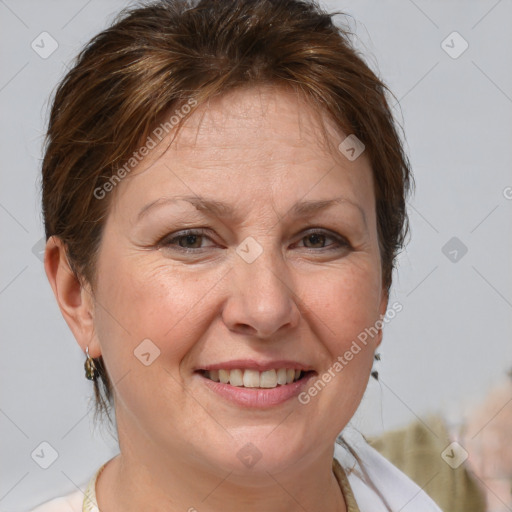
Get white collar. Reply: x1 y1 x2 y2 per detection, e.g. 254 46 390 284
333 425 443 512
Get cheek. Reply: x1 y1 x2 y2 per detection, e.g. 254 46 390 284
91 260 214 419
299 259 381 410
93 255 219 369
306 258 382 345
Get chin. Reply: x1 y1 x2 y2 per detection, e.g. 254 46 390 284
203 430 317 477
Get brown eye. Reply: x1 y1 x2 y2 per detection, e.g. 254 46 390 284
303 232 327 248
298 230 349 250
160 229 215 252
176 233 203 249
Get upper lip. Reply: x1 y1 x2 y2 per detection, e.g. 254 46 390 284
196 360 316 372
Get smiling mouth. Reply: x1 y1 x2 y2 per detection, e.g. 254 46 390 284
197 368 315 389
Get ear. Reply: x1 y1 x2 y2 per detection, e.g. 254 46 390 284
44 236 101 358
375 288 389 350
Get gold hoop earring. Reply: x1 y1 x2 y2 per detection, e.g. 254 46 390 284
84 346 99 381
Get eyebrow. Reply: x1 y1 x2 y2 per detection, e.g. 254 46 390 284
137 194 367 227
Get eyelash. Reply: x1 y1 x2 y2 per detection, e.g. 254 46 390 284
158 228 350 253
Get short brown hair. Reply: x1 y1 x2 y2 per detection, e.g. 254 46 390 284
41 0 413 423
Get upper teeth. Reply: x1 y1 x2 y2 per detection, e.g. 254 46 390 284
204 368 303 388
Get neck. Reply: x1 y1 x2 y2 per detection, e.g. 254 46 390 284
96 425 347 512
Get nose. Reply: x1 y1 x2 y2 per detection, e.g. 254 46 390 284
221 242 301 339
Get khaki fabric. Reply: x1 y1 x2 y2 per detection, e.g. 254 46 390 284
367 415 486 512
333 457 361 512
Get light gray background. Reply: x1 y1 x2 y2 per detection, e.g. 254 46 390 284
1 0 511 510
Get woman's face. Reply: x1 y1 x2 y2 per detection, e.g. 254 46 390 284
86 85 388 474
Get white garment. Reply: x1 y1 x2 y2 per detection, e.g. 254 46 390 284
336 425 443 511
28 493 82 512
28 427 443 512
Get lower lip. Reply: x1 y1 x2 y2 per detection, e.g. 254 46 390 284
196 372 316 408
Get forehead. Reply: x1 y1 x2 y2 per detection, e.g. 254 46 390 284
110 85 375 223
171 84 347 158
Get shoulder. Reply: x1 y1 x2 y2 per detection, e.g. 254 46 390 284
28 489 83 512
334 425 444 512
